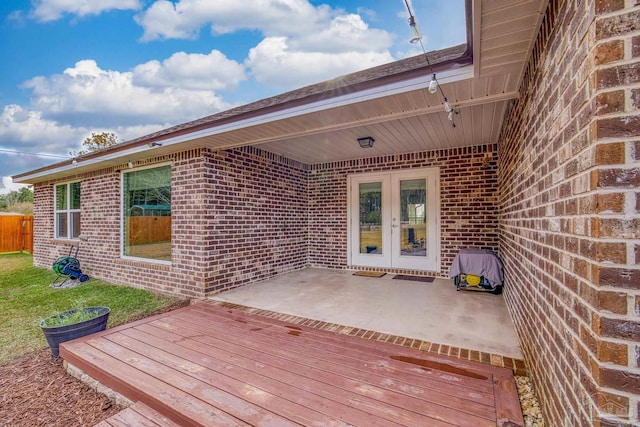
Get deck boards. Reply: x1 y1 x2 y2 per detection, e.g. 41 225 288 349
60 302 524 427
93 402 181 427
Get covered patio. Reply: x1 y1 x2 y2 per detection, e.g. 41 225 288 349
210 268 523 360
63 301 525 426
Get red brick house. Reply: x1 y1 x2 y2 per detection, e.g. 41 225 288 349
12 0 640 425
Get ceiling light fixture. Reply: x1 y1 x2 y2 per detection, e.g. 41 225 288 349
357 136 375 148
404 0 459 128
128 161 133 168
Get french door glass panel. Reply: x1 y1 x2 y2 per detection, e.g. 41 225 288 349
350 168 439 271
359 182 383 255
398 178 427 257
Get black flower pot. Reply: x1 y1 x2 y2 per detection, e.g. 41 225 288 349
40 307 110 357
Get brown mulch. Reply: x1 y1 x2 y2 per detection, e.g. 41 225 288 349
0 299 191 427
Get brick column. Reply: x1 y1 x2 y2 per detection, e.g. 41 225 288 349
588 1 640 425
498 0 640 425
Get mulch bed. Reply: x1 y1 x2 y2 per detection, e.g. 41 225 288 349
0 299 191 427
0 349 122 426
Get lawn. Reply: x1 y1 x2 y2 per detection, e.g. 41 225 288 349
0 252 184 364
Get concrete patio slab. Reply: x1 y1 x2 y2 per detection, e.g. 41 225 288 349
210 268 523 359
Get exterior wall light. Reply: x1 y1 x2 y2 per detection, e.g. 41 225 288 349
357 136 375 148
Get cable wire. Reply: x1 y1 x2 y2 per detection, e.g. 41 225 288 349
0 148 71 159
403 0 459 127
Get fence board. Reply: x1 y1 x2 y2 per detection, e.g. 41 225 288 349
126 216 171 245
0 215 33 253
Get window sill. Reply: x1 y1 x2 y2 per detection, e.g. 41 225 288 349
115 257 172 271
51 238 82 246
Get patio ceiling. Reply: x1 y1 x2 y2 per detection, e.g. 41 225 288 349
194 0 549 165
152 0 549 165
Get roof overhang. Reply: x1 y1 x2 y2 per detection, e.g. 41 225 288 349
13 0 549 185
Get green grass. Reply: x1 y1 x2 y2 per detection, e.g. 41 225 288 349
40 307 107 328
0 252 184 365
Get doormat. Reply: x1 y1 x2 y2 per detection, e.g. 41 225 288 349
353 271 386 278
392 274 434 282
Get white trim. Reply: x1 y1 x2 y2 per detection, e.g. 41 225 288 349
347 168 441 272
390 168 440 271
53 180 81 240
15 65 474 184
120 162 172 264
349 173 392 268
119 255 172 266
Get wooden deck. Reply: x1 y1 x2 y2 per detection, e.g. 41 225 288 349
61 302 524 427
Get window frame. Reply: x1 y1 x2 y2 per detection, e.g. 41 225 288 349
120 162 172 265
53 181 81 240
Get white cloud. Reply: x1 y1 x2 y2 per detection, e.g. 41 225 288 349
1 48 244 178
0 105 166 150
132 50 246 91
246 36 393 89
0 104 86 152
134 2 394 90
22 59 232 127
31 0 141 22
0 104 90 178
0 177 29 195
135 0 331 41
290 14 392 53
0 104 167 179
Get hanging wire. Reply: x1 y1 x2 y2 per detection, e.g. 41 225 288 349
403 0 459 127
0 148 71 159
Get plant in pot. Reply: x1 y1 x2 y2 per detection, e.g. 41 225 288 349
40 305 110 357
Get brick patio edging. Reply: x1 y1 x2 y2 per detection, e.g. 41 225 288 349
211 300 528 377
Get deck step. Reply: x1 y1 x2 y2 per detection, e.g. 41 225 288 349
94 401 181 427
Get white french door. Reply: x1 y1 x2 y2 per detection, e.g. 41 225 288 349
348 168 440 271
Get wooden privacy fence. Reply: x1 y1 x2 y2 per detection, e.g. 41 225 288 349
0 215 33 253
126 216 171 245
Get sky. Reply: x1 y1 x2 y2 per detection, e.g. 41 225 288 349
0 0 466 193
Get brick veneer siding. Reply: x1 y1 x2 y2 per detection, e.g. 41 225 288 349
309 144 499 276
498 0 640 425
32 147 308 298
33 142 496 294
201 147 308 294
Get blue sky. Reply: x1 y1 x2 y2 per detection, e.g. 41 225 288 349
0 0 466 193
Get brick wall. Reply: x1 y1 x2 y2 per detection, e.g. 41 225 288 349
201 147 308 294
32 146 308 298
33 142 496 294
498 0 640 425
309 144 499 275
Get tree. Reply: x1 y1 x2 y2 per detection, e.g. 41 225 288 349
70 132 120 157
0 187 33 212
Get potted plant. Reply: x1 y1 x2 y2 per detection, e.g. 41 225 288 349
40 306 110 357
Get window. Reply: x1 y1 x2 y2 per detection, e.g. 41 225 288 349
54 182 81 239
122 165 171 262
